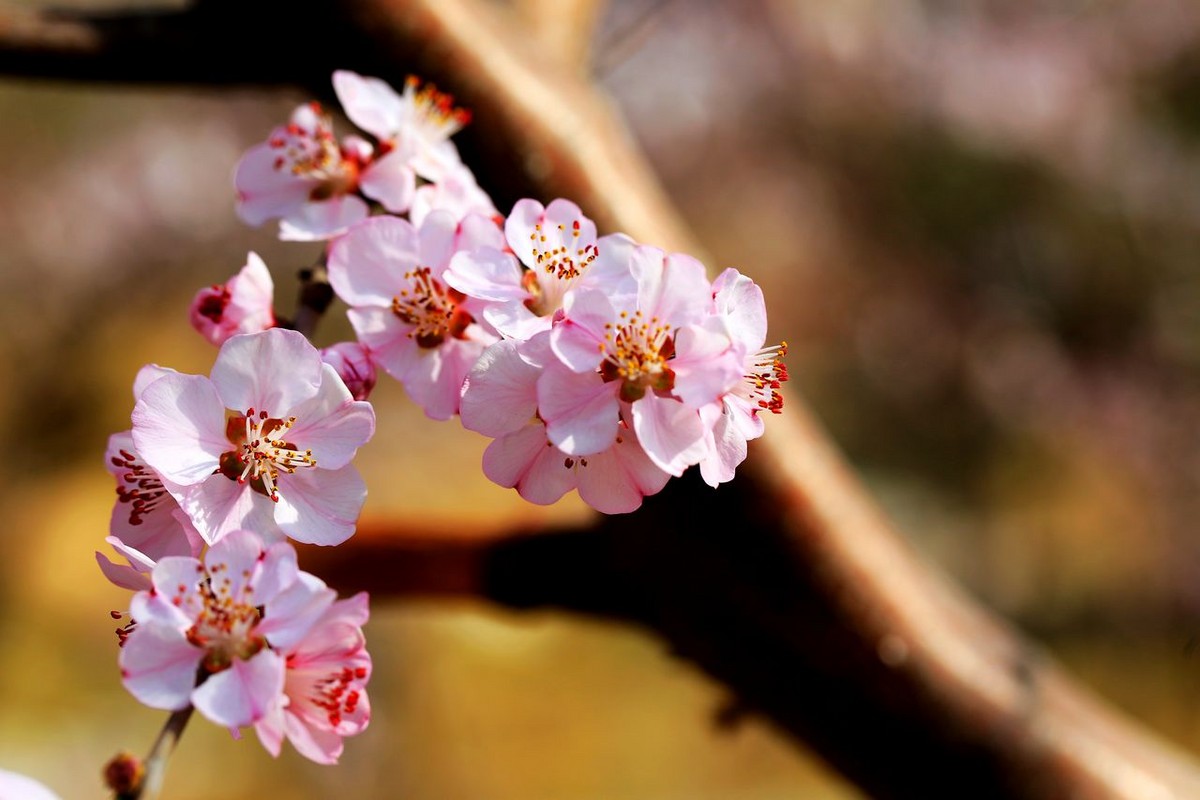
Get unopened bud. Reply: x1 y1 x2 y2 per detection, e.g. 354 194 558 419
103 751 144 797
321 342 377 401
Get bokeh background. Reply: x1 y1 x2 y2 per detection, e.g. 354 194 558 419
5 0 1200 796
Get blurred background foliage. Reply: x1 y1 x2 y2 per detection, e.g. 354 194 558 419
4 0 1200 796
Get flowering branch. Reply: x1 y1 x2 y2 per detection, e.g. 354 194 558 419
8 1 1200 799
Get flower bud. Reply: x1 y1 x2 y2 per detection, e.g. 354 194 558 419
321 342 377 401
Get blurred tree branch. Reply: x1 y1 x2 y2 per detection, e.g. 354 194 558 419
6 0 1200 797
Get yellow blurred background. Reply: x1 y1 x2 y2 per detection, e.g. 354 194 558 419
6 0 1200 797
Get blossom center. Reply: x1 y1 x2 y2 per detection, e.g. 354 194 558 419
599 310 676 402
269 103 360 201
196 286 231 322
525 219 597 316
404 76 471 142
175 562 265 673
219 409 316 502
391 266 474 348
295 662 369 728
741 342 789 414
111 448 168 526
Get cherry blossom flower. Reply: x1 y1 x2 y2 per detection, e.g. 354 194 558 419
444 198 635 340
333 70 469 183
696 268 789 487
327 210 502 420
320 342 377 401
254 592 371 765
0 768 60 800
119 530 335 730
189 252 276 346
234 102 414 241
542 245 742 475
131 329 375 546
461 336 670 512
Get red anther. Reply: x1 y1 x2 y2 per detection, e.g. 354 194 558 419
110 610 123 619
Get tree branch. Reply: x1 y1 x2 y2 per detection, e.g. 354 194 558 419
8 1 1200 797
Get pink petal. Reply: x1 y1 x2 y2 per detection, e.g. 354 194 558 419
191 648 285 728
482 424 575 505
132 365 178 398
176 477 279 546
259 573 336 652
234 141 312 227
360 149 416 213
443 247 526 302
328 215 421 307
131 374 227 486
712 267 767 351
283 713 346 765
211 329 323 416
630 394 709 476
538 365 620 456
203 529 266 599
631 247 711 325
332 70 403 139
95 551 152 591
460 340 540 437
279 195 369 241
287 364 376 470
671 320 742 408
120 622 201 711
398 338 483 421
577 433 669 514
272 466 366 546
253 698 287 758
698 401 749 488
550 289 614 373
345 306 413 382
418 210 459 273
504 198 546 268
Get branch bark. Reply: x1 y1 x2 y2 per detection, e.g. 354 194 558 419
7 1 1200 797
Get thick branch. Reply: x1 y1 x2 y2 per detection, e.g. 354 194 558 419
8 1 1200 797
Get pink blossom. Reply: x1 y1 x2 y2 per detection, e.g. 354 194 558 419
254 592 371 765
543 245 742 475
131 329 376 546
697 268 788 487
234 102 414 241
120 530 334 729
443 198 635 340
461 336 669 512
327 210 503 420
189 252 275 346
320 342 377 401
333 70 469 183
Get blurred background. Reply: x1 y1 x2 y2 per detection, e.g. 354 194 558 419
4 0 1200 796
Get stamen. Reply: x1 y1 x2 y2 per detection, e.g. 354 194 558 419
391 266 474 348
219 411 317 501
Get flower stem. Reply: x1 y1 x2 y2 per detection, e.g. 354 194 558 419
135 706 194 800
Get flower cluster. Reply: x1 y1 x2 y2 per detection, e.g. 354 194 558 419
120 530 370 765
225 70 787 513
101 329 376 765
100 67 785 781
